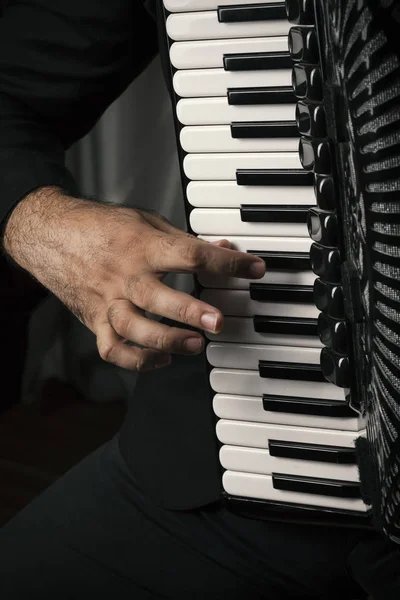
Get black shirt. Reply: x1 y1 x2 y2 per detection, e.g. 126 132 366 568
0 0 224 509
0 0 158 226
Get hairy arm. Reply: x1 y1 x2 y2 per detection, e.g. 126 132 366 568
4 186 266 371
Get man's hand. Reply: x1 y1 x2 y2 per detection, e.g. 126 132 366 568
4 187 266 371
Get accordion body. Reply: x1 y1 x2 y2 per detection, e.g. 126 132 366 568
159 0 400 544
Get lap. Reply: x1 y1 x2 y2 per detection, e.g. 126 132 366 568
0 436 397 599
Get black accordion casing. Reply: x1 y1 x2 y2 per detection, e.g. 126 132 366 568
159 0 400 544
303 0 400 545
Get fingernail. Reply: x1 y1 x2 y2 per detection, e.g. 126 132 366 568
249 260 266 278
201 312 218 332
184 337 204 354
154 355 171 369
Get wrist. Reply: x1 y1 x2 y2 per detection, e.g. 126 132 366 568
3 186 83 276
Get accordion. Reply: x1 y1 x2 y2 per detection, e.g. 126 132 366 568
158 0 400 544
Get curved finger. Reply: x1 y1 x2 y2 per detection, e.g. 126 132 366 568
107 299 205 355
147 234 266 279
96 321 171 371
128 277 224 334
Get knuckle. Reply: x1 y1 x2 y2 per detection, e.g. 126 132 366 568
155 330 173 352
106 301 136 339
185 243 206 270
227 255 239 274
97 339 117 364
176 303 192 325
142 329 171 352
107 301 123 327
124 275 144 301
140 286 158 312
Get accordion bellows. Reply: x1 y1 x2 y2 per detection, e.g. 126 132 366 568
324 0 400 543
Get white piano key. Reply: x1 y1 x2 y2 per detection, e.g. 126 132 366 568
198 235 315 288
177 98 296 126
220 446 360 481
199 235 312 253
213 394 366 431
188 181 314 207
190 208 308 236
170 36 288 69
201 289 318 319
164 0 278 13
184 152 301 180
222 471 369 512
207 342 320 369
206 317 322 347
216 420 362 448
167 11 290 42
180 126 298 153
198 270 316 289
210 369 346 400
199 270 316 288
174 68 291 97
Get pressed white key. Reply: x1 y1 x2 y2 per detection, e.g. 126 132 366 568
180 126 298 153
220 446 360 481
190 208 308 236
216 420 362 448
184 152 301 179
207 343 320 369
201 289 318 319
222 471 369 512
164 0 278 13
198 235 314 288
170 36 288 69
188 181 314 207
199 270 316 288
206 317 322 347
210 369 346 400
199 236 312 253
177 98 296 125
167 12 290 42
174 68 291 97
213 395 366 431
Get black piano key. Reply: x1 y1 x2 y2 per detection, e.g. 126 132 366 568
248 250 310 270
224 51 292 71
241 204 311 222
314 174 337 211
231 121 299 138
250 283 314 303
313 278 345 319
285 0 315 25
321 347 351 388
310 243 341 282
237 169 313 186
296 101 326 138
288 25 319 64
272 474 361 498
292 64 323 102
299 138 332 174
307 208 338 246
268 440 357 464
253 316 318 336
259 360 325 382
318 313 348 354
227 86 296 105
218 3 286 23
262 394 356 417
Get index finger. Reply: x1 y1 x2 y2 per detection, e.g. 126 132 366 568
148 234 266 279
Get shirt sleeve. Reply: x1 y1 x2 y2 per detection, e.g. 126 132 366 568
0 0 158 226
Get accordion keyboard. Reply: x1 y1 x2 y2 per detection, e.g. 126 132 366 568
162 0 371 522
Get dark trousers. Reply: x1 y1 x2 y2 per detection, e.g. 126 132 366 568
0 435 399 599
